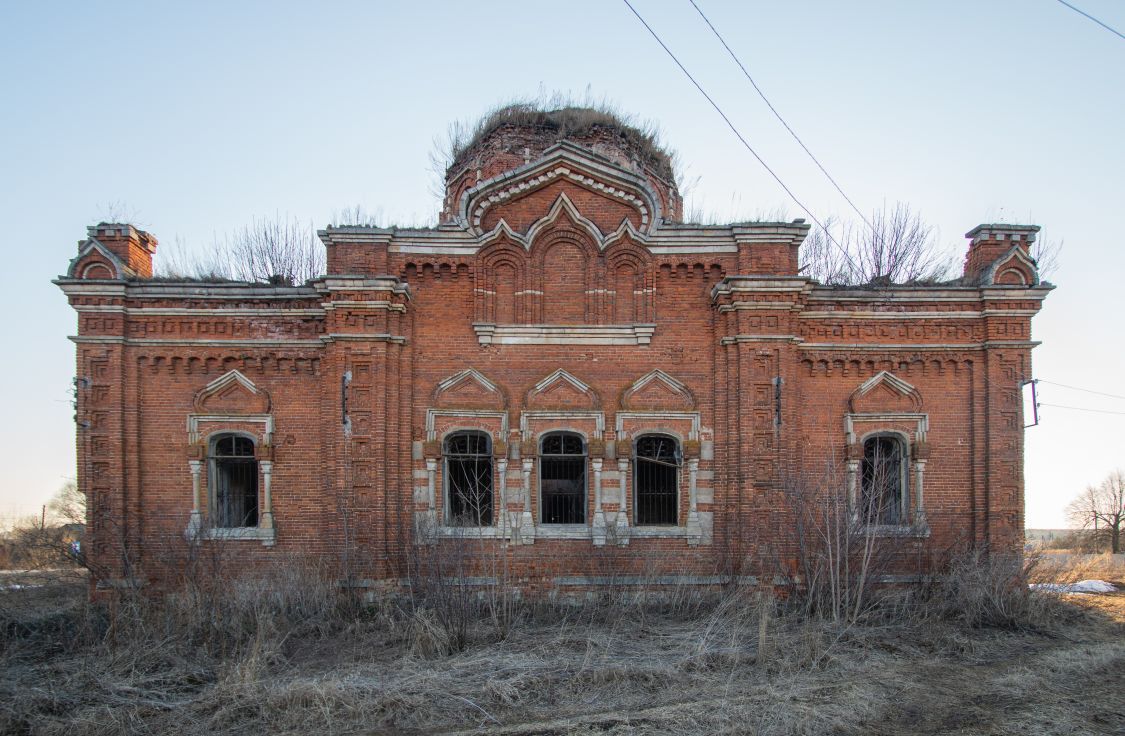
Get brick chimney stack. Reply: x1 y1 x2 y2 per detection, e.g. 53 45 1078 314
88 223 158 278
963 224 1038 285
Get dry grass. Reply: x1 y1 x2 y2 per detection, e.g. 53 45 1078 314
1 563 1123 736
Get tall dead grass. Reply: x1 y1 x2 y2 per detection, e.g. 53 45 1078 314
0 550 1118 735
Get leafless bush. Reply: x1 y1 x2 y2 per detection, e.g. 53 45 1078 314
157 215 325 284
780 461 903 625
922 550 1073 631
801 203 955 286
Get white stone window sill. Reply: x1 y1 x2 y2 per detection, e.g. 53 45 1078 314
200 527 277 544
432 525 505 539
535 524 593 539
852 521 930 538
629 525 693 538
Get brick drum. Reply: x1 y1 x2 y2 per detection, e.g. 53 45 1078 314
57 115 1050 593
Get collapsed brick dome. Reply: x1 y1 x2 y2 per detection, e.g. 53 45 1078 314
441 106 682 223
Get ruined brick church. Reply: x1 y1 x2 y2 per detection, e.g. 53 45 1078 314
58 111 1050 590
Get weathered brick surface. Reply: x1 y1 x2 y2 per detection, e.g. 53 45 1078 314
57 124 1049 591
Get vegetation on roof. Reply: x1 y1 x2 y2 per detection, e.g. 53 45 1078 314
441 95 676 180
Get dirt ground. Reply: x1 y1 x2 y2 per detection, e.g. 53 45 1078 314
1 569 1123 736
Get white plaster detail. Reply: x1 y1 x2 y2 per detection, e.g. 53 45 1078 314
473 323 656 346
425 409 509 442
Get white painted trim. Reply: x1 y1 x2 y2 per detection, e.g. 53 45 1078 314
425 409 509 442
534 368 592 395
188 414 274 444
844 413 928 444
520 410 605 440
616 411 702 441
473 323 656 346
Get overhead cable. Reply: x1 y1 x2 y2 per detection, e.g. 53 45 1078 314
1054 0 1125 41
620 0 861 275
687 0 879 238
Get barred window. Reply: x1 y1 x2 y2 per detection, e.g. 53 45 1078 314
445 431 493 526
861 435 908 525
634 434 680 525
540 432 586 524
209 434 258 528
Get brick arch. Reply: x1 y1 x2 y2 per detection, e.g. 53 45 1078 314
476 237 529 324
529 226 598 324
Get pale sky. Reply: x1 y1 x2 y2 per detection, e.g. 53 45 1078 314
1 0 1121 529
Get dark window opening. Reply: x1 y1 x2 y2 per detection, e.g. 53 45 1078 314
861 435 907 525
540 432 586 524
210 434 258 528
445 431 493 526
635 434 680 525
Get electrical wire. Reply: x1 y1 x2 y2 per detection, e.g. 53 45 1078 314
1036 379 1125 401
1054 0 1125 41
620 0 862 276
1038 402 1125 416
687 0 879 239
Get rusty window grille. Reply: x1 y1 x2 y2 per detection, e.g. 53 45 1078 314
210 434 258 528
634 434 680 525
860 435 907 525
540 432 586 524
445 431 493 526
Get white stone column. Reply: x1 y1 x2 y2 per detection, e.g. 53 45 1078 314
845 460 860 524
592 458 606 546
616 457 630 544
425 459 437 513
259 460 274 529
187 460 203 536
913 459 927 525
686 458 702 545
520 458 535 543
497 458 510 542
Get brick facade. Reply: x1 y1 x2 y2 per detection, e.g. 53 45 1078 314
57 122 1050 591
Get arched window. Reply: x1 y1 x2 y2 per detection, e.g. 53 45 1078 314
445 431 493 526
209 434 258 528
861 435 908 525
634 434 680 525
540 432 586 524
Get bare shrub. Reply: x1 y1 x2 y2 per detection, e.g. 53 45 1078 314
157 215 324 284
924 550 1073 631
801 203 955 286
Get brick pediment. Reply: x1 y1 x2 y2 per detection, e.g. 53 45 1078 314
848 371 923 414
432 368 507 410
463 144 659 238
193 370 271 414
620 370 695 410
525 369 600 410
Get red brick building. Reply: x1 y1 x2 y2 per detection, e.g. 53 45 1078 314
58 115 1050 590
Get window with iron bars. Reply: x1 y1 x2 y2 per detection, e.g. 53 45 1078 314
445 431 493 526
539 432 586 524
209 434 259 528
860 434 908 525
634 434 680 525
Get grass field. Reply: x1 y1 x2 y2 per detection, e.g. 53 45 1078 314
1 560 1122 736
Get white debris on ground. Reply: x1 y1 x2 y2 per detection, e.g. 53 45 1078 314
1030 579 1118 594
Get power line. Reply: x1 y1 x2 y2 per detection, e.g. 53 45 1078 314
620 0 861 276
1037 379 1125 401
1054 0 1125 41
687 0 879 238
1039 402 1125 416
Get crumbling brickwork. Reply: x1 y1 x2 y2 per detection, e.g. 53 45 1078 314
57 119 1049 592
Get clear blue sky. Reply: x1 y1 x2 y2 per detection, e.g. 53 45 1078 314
1 0 1121 529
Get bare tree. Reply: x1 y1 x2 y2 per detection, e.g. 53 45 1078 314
157 215 325 284
800 203 955 286
1066 469 1124 553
